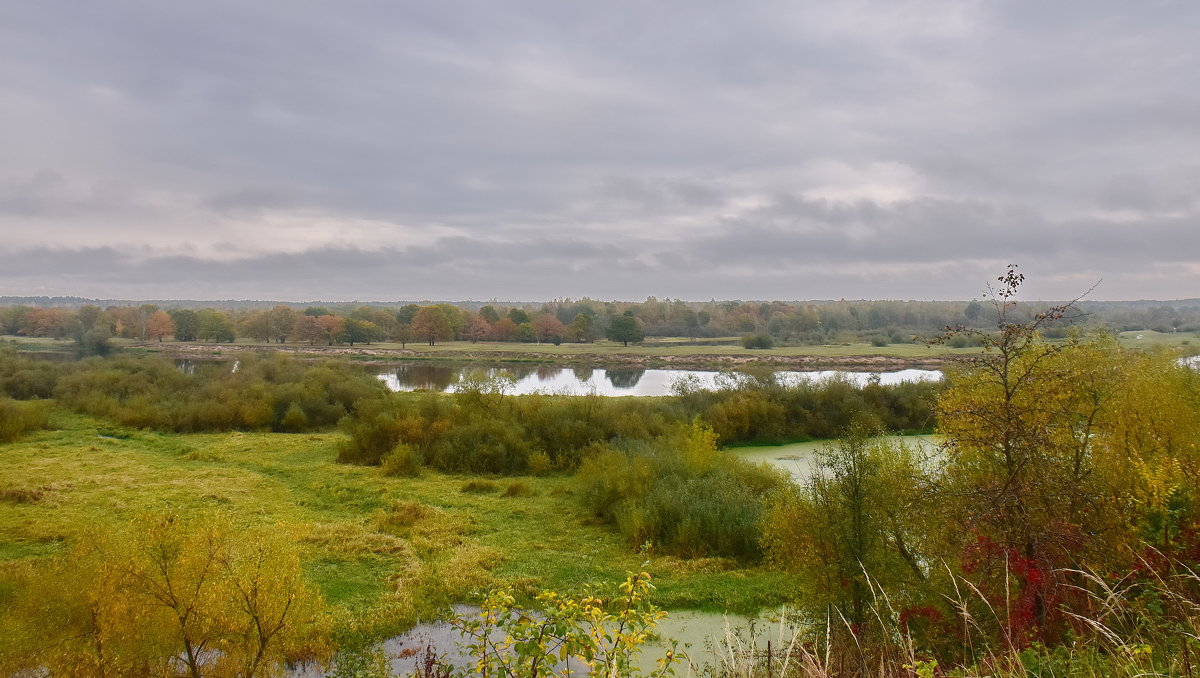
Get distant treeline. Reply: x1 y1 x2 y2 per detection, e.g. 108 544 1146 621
3 296 1198 352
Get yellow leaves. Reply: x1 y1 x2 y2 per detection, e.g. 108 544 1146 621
0 511 332 678
445 572 676 678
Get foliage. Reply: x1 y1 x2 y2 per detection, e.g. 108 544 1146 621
433 572 677 678
576 424 788 559
762 421 932 636
741 334 775 349
0 512 331 678
53 353 384 432
606 315 645 346
0 396 50 442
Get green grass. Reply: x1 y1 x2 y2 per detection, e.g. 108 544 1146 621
139 336 976 362
1117 329 1199 350
0 408 788 636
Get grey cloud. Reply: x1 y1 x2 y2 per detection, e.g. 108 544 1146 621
1 1 1198 299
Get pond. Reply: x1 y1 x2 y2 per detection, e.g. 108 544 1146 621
290 607 799 676
731 434 943 480
375 364 943 397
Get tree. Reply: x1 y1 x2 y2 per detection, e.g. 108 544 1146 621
605 315 644 346
196 309 236 343
478 305 501 324
315 315 344 345
293 315 324 345
241 310 273 342
531 313 565 344
763 422 930 639
567 312 595 342
412 306 452 346
169 309 200 342
436 303 466 340
339 318 380 346
267 305 297 343
491 317 517 341
464 313 491 343
0 514 330 678
933 266 1120 640
147 310 175 342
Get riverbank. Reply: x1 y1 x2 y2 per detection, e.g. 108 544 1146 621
139 338 966 369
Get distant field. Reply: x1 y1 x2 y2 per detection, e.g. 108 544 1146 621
1117 329 1198 350
0 410 791 634
139 337 977 363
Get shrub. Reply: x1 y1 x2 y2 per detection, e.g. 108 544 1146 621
461 480 498 494
0 397 49 443
741 334 775 349
380 443 424 477
577 424 788 559
501 481 535 498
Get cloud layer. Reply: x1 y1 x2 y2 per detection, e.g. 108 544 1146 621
2 1 1197 300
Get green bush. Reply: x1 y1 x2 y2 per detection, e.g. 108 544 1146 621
576 424 788 559
380 443 424 477
55 354 385 434
741 334 775 349
461 480 498 494
501 481 535 498
0 397 50 442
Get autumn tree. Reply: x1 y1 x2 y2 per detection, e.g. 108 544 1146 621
531 313 565 344
315 315 344 345
293 315 323 345
567 310 596 342
491 317 517 341
464 313 491 343
339 318 380 346
0 514 330 678
412 305 452 345
147 310 175 342
933 266 1127 640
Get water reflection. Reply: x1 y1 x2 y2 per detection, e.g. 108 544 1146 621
605 369 644 389
287 605 787 677
375 365 943 397
376 364 457 392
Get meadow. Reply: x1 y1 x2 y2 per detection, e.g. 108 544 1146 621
4 310 1200 677
0 408 791 622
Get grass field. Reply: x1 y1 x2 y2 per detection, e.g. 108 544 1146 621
0 408 792 637
1117 329 1199 350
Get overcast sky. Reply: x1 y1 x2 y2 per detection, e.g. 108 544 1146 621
1 1 1197 302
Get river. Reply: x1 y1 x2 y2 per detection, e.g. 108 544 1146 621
376 364 943 396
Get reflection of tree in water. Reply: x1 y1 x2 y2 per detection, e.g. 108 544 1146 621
572 366 594 383
392 365 457 391
507 366 537 381
606 369 645 389
535 366 562 381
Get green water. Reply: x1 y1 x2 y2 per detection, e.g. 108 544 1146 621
729 434 941 480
